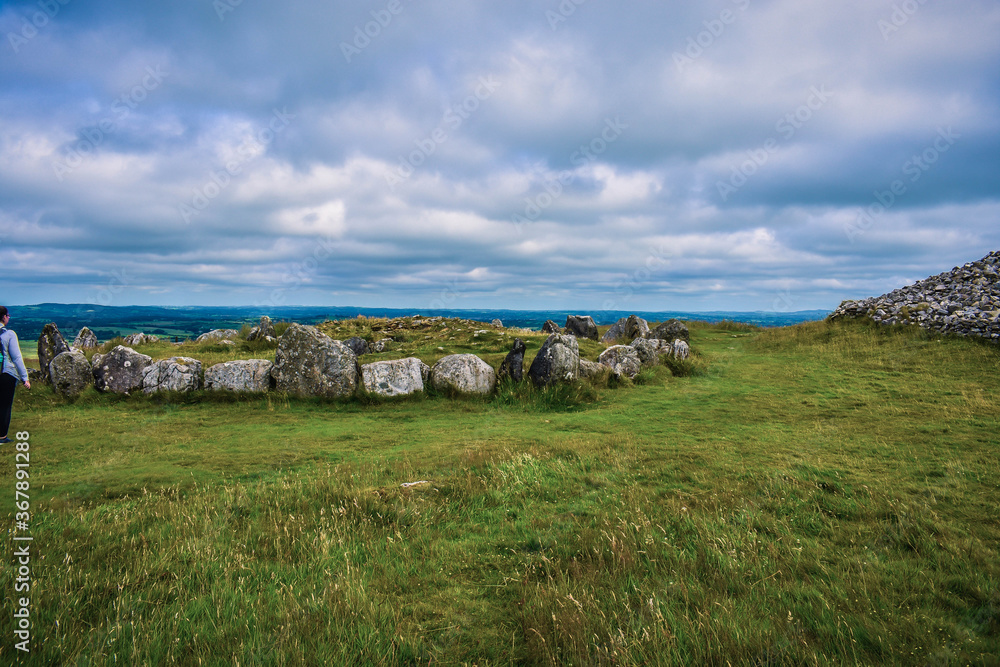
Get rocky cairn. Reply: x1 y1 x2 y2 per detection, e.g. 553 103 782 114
831 250 1000 342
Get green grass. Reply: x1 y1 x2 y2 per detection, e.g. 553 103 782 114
2 318 998 665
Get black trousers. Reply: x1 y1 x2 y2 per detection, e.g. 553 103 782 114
0 373 16 437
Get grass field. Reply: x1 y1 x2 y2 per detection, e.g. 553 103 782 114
1 318 998 665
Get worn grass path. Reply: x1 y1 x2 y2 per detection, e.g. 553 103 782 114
1 320 998 665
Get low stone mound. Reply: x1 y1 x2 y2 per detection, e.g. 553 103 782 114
831 250 1000 341
205 359 274 392
431 354 496 395
93 345 152 394
142 357 203 393
361 358 430 397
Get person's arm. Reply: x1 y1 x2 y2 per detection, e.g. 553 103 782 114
6 331 30 385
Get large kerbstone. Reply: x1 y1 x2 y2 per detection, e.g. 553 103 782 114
598 345 642 379
270 324 359 398
528 333 580 386
564 315 599 341
361 358 430 397
48 350 92 398
92 345 152 394
142 357 203 393
430 354 496 395
205 360 274 392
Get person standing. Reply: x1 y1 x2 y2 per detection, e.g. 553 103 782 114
0 306 31 444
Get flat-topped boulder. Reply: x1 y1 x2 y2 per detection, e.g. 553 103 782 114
270 324 359 398
528 333 580 386
92 345 153 394
48 349 92 398
430 354 496 395
598 345 642 379
361 358 430 397
205 359 274 392
142 357 203 393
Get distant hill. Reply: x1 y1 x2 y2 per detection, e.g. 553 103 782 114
6 303 830 345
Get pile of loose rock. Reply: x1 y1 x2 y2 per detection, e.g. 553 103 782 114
830 250 1000 342
36 314 694 399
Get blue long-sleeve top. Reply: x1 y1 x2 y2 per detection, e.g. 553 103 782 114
1 328 29 383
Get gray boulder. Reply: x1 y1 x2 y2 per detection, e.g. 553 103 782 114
344 336 369 356
630 337 668 367
73 327 99 349
37 323 70 382
246 316 277 342
430 354 496 395
601 315 649 343
564 315 599 341
491 319 504 328
541 320 561 334
579 359 607 380
142 357 203 394
196 328 239 343
205 360 274 392
123 332 158 346
497 338 527 383
92 345 152 394
361 358 430 397
528 333 580 386
270 324 359 398
372 338 392 353
48 350 92 398
671 340 690 360
650 319 689 343
598 345 642 379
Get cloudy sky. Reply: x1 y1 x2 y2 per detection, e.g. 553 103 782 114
1 0 998 312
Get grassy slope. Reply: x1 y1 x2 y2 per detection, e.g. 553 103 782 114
1 319 998 665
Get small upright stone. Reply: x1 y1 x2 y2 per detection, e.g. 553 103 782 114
542 320 561 334
38 323 70 382
498 338 527 383
491 319 504 328
246 316 277 342
73 327 99 349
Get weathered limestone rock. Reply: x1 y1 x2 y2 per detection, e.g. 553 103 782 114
73 327 99 349
361 358 430 397
142 357 203 393
564 315 599 341
37 323 70 382
542 320 561 334
246 315 277 342
430 354 496 395
92 345 152 394
123 332 158 346
598 345 642 379
344 337 369 356
270 324 359 398
528 333 580 386
372 338 392 353
630 337 666 367
48 350 92 398
497 338 527 383
671 340 690 360
600 315 649 343
205 360 274 392
579 359 607 380
650 319 689 343
491 319 504 328
196 329 239 343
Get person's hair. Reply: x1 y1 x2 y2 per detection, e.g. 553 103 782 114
0 306 7 320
